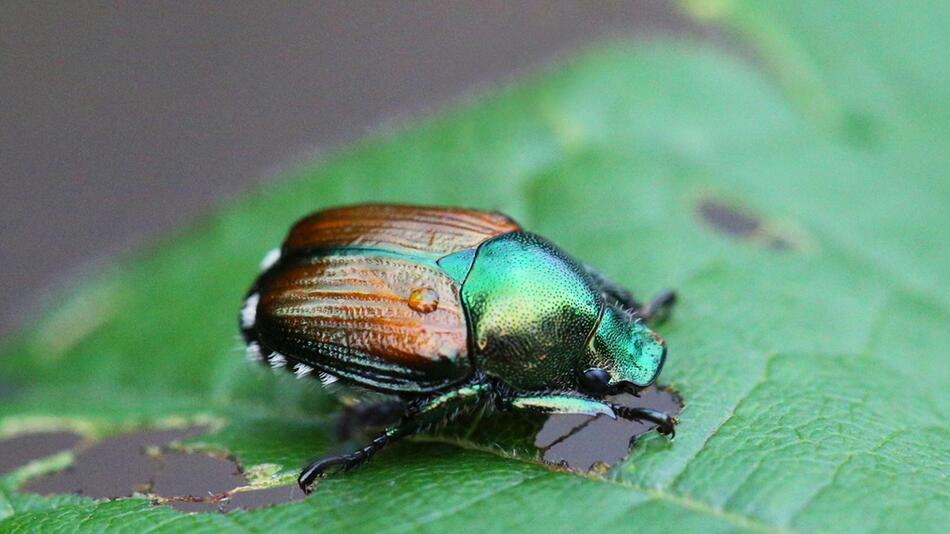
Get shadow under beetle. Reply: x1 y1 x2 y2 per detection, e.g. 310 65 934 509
239 204 677 493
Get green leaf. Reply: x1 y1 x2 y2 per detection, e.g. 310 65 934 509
2 1 948 532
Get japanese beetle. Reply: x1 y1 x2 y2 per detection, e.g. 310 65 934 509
240 204 677 493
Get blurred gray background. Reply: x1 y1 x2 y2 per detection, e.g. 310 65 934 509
1 1 701 335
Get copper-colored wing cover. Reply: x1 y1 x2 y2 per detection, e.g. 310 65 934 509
283 204 520 258
254 205 521 391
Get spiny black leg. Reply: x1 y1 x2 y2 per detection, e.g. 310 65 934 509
610 404 678 438
299 382 494 494
634 290 677 325
298 424 412 494
582 264 677 325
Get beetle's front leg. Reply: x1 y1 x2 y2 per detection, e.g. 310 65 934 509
298 423 411 494
582 263 641 310
298 383 493 494
582 264 676 325
633 290 677 325
508 392 677 437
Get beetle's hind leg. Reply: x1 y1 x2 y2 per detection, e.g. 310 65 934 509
298 424 411 493
298 383 494 494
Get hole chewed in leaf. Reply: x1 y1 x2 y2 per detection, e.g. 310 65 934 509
536 386 683 472
152 452 246 501
166 485 308 513
18 424 305 512
24 426 212 499
0 432 83 475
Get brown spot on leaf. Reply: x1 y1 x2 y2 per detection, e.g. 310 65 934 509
767 235 795 251
696 198 806 252
697 199 761 237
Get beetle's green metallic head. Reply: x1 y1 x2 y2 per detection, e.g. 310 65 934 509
582 305 667 394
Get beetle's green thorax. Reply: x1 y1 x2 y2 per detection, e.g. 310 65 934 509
459 231 602 390
454 231 667 392
585 305 666 388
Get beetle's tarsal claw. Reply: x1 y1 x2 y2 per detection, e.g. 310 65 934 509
298 456 349 494
612 405 677 438
298 468 319 495
655 416 678 439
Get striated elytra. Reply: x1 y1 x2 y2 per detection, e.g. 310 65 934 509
239 204 677 493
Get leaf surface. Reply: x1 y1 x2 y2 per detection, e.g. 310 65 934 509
1 1 948 532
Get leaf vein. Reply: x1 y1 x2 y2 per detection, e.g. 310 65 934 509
786 428 904 526
666 352 775 489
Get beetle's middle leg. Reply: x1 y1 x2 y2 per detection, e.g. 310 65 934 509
298 383 493 493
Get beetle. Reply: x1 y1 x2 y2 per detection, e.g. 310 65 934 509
239 204 677 493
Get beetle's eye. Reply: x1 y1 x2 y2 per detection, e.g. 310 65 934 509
581 368 611 394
